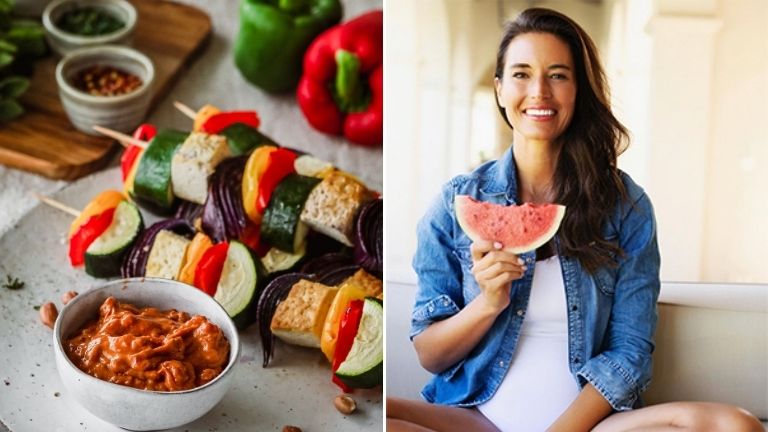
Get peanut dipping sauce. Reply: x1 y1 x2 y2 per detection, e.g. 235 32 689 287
65 297 229 392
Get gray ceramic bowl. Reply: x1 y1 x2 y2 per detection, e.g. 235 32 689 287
53 278 241 431
55 44 154 134
42 0 137 56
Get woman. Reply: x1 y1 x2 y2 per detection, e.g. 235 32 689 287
387 8 763 432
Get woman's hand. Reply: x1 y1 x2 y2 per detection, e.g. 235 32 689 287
470 240 527 313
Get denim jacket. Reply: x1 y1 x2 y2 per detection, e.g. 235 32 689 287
410 147 661 411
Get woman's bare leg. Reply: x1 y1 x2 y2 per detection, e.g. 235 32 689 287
592 402 763 432
387 397 500 432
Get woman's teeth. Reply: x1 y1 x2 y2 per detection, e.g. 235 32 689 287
525 109 556 116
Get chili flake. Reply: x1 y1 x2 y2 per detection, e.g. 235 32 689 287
73 65 142 97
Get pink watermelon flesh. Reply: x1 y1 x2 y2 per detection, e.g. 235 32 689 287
455 195 565 254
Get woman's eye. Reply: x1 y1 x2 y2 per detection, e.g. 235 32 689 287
550 73 568 80
511 72 528 79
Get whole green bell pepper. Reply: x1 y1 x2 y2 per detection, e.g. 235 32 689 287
234 0 342 93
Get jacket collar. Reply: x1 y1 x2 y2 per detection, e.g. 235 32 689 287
479 145 519 204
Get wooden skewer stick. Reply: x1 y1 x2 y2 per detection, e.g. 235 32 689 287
173 101 197 120
33 192 80 217
92 125 147 149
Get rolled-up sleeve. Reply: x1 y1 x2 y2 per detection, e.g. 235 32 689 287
410 184 465 340
577 192 661 411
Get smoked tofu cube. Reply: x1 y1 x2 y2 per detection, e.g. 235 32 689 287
341 269 383 300
171 132 230 204
270 279 338 348
145 230 191 280
299 172 371 247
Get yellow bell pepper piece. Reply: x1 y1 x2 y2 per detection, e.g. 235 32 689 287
178 232 214 286
242 145 278 224
68 190 126 238
319 282 367 363
193 104 221 132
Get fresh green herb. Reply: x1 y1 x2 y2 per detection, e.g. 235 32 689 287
3 274 25 290
0 1 47 123
56 7 124 36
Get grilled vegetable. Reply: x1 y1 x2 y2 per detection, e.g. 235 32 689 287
84 200 143 278
132 129 188 212
260 173 320 253
334 297 383 389
213 240 263 328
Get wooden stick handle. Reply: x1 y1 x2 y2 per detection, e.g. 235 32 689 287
173 101 197 120
33 193 80 217
92 125 147 149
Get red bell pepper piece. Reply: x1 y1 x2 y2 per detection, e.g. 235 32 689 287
119 124 157 181
68 207 116 266
331 299 364 392
256 148 297 214
239 221 262 254
297 10 383 147
193 242 229 296
200 111 261 135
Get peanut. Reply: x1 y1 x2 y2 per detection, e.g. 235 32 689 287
282 426 302 432
39 302 58 329
61 291 78 305
333 394 356 415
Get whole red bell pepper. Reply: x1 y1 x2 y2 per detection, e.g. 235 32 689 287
201 111 260 135
297 10 383 147
194 242 230 296
120 124 156 181
331 299 364 392
68 207 116 266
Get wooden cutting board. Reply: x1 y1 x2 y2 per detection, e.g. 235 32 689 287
0 0 212 180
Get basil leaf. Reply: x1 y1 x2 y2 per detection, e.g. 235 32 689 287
0 76 28 98
0 0 12 15
0 51 12 68
0 98 23 122
0 39 16 53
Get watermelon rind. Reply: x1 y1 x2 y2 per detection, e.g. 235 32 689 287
454 195 565 254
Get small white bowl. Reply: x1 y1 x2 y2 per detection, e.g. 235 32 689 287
53 278 241 431
42 0 137 57
56 44 155 134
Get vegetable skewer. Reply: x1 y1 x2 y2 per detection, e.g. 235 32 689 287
35 191 143 276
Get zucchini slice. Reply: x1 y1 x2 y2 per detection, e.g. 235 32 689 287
221 123 277 156
260 241 306 275
214 240 262 329
261 174 320 253
132 129 188 211
85 201 144 278
334 297 383 389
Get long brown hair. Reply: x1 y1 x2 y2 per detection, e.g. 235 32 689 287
495 8 628 272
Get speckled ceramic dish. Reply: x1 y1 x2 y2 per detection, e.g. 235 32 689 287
55 44 155 135
53 277 241 431
42 0 137 57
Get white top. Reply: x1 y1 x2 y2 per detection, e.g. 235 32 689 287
477 255 580 432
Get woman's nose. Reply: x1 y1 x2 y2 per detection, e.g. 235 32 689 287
529 76 552 99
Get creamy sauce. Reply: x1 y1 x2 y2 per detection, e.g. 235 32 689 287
65 297 229 392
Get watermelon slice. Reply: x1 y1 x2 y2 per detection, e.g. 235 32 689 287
454 195 565 254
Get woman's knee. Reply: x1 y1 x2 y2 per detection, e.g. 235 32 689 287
711 405 763 432
676 403 763 432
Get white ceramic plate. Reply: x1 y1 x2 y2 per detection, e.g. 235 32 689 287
0 167 382 431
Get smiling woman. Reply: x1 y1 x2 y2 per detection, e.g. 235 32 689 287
385 7 763 432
